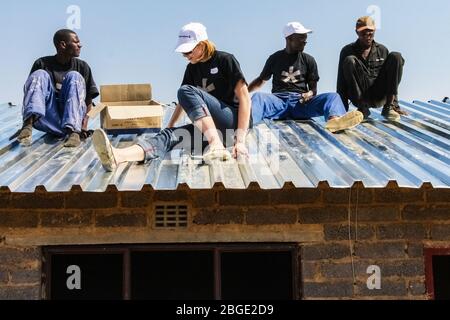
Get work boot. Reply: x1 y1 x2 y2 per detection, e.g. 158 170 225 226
381 98 402 121
17 124 33 146
381 106 401 121
392 104 409 116
64 132 81 148
325 110 364 133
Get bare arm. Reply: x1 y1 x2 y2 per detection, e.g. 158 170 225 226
167 104 185 128
235 79 251 142
248 77 266 93
233 79 251 158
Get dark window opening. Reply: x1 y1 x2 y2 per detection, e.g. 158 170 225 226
221 252 293 300
50 254 123 300
44 244 298 300
432 255 450 300
131 251 214 300
425 249 450 300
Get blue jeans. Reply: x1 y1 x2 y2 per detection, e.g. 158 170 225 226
251 92 346 125
22 70 87 136
137 85 240 162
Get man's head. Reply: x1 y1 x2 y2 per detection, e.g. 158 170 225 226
53 29 82 57
355 16 376 47
283 22 312 53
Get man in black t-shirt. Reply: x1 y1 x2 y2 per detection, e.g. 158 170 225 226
337 16 406 121
249 22 363 133
14 29 99 147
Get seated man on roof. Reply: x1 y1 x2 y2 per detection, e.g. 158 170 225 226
337 16 407 121
248 22 363 133
12 29 99 147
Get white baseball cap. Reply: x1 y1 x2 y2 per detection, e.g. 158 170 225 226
175 22 209 53
283 22 313 38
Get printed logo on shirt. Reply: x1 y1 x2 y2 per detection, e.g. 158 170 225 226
210 67 219 75
197 78 216 93
376 58 385 62
281 66 301 83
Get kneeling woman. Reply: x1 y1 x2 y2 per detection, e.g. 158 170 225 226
92 23 251 171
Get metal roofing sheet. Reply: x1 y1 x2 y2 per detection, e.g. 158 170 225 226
0 99 449 192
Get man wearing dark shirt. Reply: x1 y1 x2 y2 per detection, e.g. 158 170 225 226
249 22 363 133
337 16 406 121
15 29 99 147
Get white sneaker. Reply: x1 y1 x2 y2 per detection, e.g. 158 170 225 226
92 129 117 172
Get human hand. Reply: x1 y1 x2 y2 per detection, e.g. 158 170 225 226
300 91 314 104
232 142 249 161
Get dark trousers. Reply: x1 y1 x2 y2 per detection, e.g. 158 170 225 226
342 52 404 108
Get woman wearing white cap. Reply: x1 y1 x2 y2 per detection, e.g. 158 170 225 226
92 22 251 171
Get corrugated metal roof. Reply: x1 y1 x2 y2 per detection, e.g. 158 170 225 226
0 99 449 192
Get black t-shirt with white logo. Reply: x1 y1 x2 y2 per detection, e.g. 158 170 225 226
30 56 99 101
259 50 320 94
181 51 246 108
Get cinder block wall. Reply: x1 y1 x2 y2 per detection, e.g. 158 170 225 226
0 183 449 300
0 246 41 300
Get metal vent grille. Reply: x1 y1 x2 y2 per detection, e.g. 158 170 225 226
154 205 188 228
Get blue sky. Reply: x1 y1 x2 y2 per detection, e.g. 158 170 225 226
1 0 449 105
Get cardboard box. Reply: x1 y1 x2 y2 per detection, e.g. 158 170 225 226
88 84 164 134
